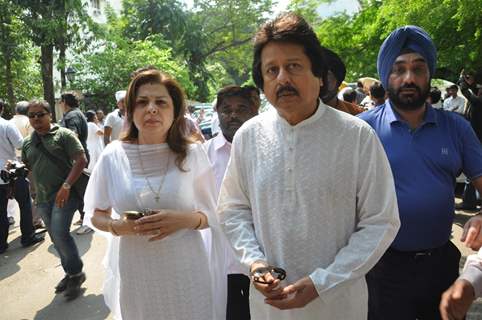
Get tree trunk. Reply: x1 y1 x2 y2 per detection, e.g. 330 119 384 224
0 6 15 114
40 44 56 122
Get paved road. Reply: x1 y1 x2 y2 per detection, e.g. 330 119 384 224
2 206 482 320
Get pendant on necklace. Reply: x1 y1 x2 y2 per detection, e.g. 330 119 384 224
154 195 160 202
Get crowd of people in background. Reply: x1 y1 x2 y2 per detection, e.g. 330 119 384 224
1 11 482 320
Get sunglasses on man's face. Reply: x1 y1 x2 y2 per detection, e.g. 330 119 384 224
27 111 49 119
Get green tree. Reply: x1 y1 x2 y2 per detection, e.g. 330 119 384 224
0 0 42 115
14 0 90 120
375 0 482 81
72 31 193 111
297 0 482 82
119 0 272 101
0 0 24 109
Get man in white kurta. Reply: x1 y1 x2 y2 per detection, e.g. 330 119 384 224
217 12 400 320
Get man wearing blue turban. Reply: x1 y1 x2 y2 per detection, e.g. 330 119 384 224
359 26 482 320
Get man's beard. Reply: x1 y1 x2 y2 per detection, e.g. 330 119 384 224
388 83 429 111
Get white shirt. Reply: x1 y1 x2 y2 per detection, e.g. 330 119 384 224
443 95 465 113
0 117 23 184
218 103 400 320
459 248 482 298
10 114 32 138
10 114 32 158
204 133 245 275
104 109 124 141
86 122 104 173
204 133 231 194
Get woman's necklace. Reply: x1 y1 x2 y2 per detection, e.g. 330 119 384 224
136 143 170 203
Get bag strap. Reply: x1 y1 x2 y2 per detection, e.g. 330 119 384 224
34 132 73 173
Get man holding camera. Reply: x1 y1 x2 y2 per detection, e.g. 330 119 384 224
0 100 44 254
22 100 87 300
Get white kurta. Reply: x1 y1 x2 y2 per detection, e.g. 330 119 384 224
218 103 400 320
86 122 104 173
83 141 227 320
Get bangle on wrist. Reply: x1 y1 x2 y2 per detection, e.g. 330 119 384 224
194 215 203 230
194 212 206 230
62 182 71 190
108 219 120 236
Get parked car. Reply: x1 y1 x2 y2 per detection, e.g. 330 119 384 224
192 103 214 139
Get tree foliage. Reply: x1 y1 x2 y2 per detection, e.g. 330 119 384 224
0 0 42 114
305 0 482 83
71 29 193 112
13 0 91 120
118 0 272 101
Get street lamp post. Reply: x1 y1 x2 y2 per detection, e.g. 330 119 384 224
65 66 76 85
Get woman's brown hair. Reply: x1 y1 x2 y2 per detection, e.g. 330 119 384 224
121 68 192 170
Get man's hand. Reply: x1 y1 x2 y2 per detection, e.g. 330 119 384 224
265 276 319 310
440 279 475 320
461 214 482 250
250 261 286 300
55 186 70 208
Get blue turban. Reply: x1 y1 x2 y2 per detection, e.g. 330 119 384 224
377 25 437 89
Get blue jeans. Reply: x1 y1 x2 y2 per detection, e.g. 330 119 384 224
36 195 83 275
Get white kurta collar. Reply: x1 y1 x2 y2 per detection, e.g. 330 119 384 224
274 99 328 129
212 133 231 151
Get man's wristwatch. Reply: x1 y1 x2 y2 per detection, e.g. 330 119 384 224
62 182 71 190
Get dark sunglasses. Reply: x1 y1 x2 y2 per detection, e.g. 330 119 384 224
27 111 49 119
250 266 286 284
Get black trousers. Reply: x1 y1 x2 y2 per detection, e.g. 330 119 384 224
367 241 461 320
226 274 250 320
0 178 35 250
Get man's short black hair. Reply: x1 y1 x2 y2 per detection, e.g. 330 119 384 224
252 12 327 97
216 85 257 111
429 87 442 104
448 84 458 91
369 82 385 99
323 48 346 86
85 110 96 122
60 92 79 108
342 88 357 103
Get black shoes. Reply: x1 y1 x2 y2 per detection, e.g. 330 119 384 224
64 272 86 300
0 243 8 254
55 274 71 294
21 233 45 248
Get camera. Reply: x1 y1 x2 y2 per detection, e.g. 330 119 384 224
0 161 29 183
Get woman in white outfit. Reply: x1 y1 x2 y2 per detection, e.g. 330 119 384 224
83 69 226 320
85 110 104 173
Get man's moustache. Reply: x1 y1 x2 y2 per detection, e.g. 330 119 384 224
398 84 422 93
228 120 242 127
276 86 299 98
